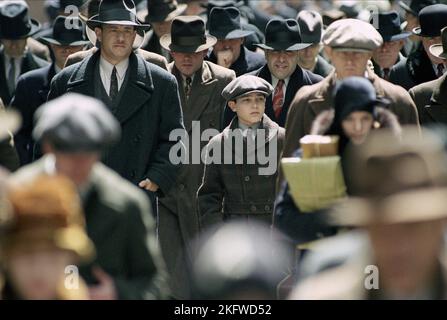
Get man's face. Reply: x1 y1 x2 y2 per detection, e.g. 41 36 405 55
266 49 299 80
297 43 321 68
54 151 100 187
213 38 244 65
325 47 372 79
372 40 405 69
422 36 445 65
170 50 207 77
95 24 136 64
152 20 172 38
1 38 27 58
368 219 446 297
228 92 266 127
50 44 85 69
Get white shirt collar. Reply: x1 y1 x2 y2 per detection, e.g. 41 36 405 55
100 56 129 80
271 75 290 89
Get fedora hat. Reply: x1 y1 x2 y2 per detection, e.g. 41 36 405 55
371 11 411 42
429 26 447 59
256 18 312 51
138 0 187 23
399 0 439 16
208 6 253 40
2 175 95 263
41 16 90 47
86 0 150 31
160 16 217 53
297 10 323 45
412 4 447 37
329 127 447 227
0 1 40 39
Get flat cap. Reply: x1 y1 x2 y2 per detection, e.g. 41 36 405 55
221 75 274 101
33 93 121 152
323 18 383 52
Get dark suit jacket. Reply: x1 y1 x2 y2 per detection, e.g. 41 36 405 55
48 50 185 197
372 52 406 80
11 63 56 165
10 157 170 300
0 47 49 105
207 46 266 77
409 73 447 126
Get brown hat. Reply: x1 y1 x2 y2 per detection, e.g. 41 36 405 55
1 175 95 263
329 126 447 226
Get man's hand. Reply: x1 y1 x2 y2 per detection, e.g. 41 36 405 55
88 266 118 300
139 178 159 192
217 49 234 68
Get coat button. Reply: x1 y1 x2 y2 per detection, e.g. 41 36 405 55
264 205 271 211
179 184 185 191
244 176 250 182
250 205 257 212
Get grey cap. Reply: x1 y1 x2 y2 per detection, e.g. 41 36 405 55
297 10 323 44
323 18 383 52
221 75 274 102
33 93 121 152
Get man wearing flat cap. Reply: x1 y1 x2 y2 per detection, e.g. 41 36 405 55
242 18 323 128
157 15 235 299
370 11 410 81
281 18 419 160
0 1 50 105
389 4 447 90
409 27 447 126
198 75 285 233
48 0 185 211
290 127 447 300
11 15 89 166
206 6 265 76
297 10 333 78
10 93 169 300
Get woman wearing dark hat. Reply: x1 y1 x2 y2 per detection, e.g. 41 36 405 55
1 175 95 300
274 76 401 247
11 15 89 166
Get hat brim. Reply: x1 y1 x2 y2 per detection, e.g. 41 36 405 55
139 3 188 23
382 31 411 42
85 22 146 50
0 110 21 140
329 187 447 227
86 14 151 32
255 42 313 51
40 37 90 47
0 18 40 39
429 44 447 60
211 29 254 40
412 26 439 38
331 47 374 53
231 89 271 101
159 34 217 53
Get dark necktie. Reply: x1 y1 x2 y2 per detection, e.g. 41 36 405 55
8 57 16 95
109 66 118 101
185 77 192 100
383 68 390 81
272 80 284 119
437 64 445 78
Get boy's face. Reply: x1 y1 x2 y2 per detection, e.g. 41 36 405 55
228 92 266 127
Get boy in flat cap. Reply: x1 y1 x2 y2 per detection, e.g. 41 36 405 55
197 75 285 231
158 15 235 299
10 93 169 300
281 18 419 160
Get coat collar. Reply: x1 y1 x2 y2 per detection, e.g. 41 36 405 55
430 73 447 106
66 50 155 124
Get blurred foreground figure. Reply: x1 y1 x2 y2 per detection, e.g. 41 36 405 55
290 127 447 299
191 221 290 299
1 175 95 300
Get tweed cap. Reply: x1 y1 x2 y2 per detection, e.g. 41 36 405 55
221 75 274 101
33 93 120 152
323 18 383 52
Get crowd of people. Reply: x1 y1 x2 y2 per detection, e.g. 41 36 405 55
0 0 447 300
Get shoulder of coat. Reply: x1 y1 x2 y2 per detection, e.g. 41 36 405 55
205 61 236 79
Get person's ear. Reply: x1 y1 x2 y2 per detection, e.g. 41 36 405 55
95 27 102 43
228 100 237 112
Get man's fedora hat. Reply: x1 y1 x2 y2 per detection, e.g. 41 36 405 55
412 4 447 37
297 10 323 45
371 11 411 42
41 15 90 46
160 16 217 53
0 1 40 39
256 18 312 51
329 126 447 227
429 26 447 59
208 7 253 40
399 0 439 17
86 0 150 31
138 0 187 23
